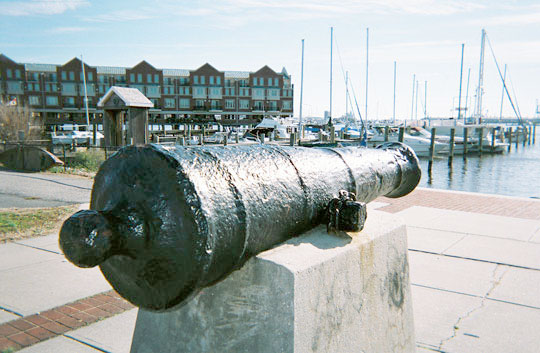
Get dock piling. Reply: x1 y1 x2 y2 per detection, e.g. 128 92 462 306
384 126 390 142
508 127 513 152
463 127 468 158
478 128 483 156
398 127 405 143
428 127 436 170
448 128 455 165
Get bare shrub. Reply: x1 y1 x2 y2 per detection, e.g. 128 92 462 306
0 104 44 142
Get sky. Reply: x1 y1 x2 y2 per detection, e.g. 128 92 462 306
1 0 539 120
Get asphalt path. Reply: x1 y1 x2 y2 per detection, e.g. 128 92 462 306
0 169 93 208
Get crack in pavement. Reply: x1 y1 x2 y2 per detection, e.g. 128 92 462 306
437 264 509 351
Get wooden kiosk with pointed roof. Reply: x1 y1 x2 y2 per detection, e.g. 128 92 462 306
97 86 153 147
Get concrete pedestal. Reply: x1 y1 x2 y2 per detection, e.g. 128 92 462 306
130 210 415 353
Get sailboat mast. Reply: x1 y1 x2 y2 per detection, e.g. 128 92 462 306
393 61 396 124
415 80 419 121
457 43 464 120
464 68 471 120
365 27 369 122
424 81 427 119
80 55 90 129
299 39 305 127
411 74 415 120
475 29 486 121
345 71 349 119
499 64 507 121
329 27 333 120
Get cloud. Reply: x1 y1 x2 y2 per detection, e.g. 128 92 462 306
218 0 485 17
144 0 486 28
470 11 540 26
49 26 89 33
83 9 154 22
1 0 89 16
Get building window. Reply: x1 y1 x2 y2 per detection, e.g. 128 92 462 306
130 73 135 82
195 100 204 108
209 76 214 85
6 69 12 78
154 74 159 83
62 83 77 95
193 75 199 84
282 101 292 110
252 77 257 86
225 99 234 109
239 99 249 109
253 88 264 97
179 98 190 108
180 77 188 85
217 76 221 85
28 96 40 106
253 101 264 110
7 82 23 94
63 96 75 107
268 101 277 110
15 69 21 79
46 96 58 106
147 74 152 83
274 78 278 86
200 76 205 84
210 100 220 109
61 71 67 80
164 98 175 108
69 71 74 80
45 83 57 92
146 85 160 97
137 74 143 83
88 72 93 81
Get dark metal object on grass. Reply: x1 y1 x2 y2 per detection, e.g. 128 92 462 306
59 142 420 311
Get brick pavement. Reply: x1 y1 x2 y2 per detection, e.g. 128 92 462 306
0 290 134 352
377 187 540 220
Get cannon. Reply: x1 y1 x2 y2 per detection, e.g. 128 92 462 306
59 143 421 311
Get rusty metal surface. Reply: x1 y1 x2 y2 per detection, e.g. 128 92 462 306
59 143 420 311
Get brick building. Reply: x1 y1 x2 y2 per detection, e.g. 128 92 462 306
0 54 294 126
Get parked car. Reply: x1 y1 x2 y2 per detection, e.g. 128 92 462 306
52 131 104 145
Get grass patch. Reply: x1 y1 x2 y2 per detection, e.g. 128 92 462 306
48 148 105 177
0 205 79 243
70 149 105 172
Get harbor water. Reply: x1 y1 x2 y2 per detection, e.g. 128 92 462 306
418 131 540 199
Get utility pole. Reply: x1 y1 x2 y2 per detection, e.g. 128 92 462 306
80 55 90 129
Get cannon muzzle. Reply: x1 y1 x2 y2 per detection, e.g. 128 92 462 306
59 143 420 311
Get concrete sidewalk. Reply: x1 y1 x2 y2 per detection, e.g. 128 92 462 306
1 188 540 352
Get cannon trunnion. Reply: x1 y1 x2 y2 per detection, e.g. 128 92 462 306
59 143 421 311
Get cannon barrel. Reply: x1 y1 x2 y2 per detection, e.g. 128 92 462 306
59 143 420 311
